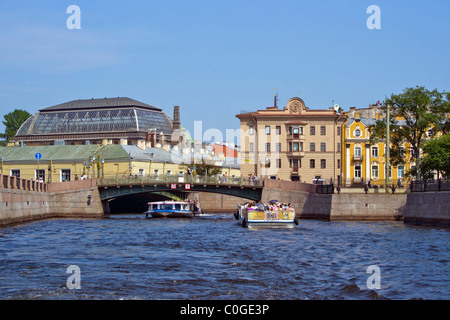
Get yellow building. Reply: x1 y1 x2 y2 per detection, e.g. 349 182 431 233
0 144 240 183
342 118 412 188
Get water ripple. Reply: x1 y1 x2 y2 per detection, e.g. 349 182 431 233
0 214 449 300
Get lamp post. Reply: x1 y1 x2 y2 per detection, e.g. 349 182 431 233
385 105 390 193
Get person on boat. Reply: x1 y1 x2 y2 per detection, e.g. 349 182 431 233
256 201 265 211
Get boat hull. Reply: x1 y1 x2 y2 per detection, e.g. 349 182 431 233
243 219 296 229
145 210 195 218
144 200 201 219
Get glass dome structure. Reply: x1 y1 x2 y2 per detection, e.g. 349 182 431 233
15 97 174 146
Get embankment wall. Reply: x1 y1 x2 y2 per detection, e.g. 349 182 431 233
188 192 249 213
403 191 450 227
0 179 103 227
263 180 449 226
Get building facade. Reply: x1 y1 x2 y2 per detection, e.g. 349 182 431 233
341 103 414 188
0 144 240 183
236 96 347 184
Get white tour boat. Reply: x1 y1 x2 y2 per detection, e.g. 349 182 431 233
144 200 201 218
235 200 298 228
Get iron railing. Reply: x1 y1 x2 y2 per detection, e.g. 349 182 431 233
98 174 263 187
316 184 334 194
410 179 450 192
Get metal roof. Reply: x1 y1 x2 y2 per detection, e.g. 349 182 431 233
0 145 129 162
40 97 161 112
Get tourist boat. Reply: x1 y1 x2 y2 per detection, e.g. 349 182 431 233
234 200 298 228
144 200 201 218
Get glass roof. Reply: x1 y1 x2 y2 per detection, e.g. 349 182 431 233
16 108 172 136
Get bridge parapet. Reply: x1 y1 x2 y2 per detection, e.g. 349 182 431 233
98 174 262 188
97 174 263 201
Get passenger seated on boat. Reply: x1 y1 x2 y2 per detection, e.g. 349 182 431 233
256 202 265 211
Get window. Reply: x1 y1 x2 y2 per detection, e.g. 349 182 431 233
310 142 315 152
293 142 300 151
276 142 281 152
249 142 254 152
249 126 254 135
166 170 171 176
355 146 362 157
372 146 378 157
36 169 45 182
337 143 341 152
321 159 326 169
293 127 299 138
354 128 361 137
11 169 20 178
321 143 326 152
355 165 361 178
310 159 315 168
337 159 340 169
276 159 281 168
372 165 379 178
265 143 271 152
310 126 315 135
292 159 300 171
61 169 71 182
275 126 281 135
385 165 392 178
265 126 270 135
154 169 159 177
139 169 144 177
320 126 326 135
398 165 405 179
337 127 341 136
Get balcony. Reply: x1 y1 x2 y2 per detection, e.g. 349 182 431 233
287 134 306 141
287 151 305 157
353 154 363 161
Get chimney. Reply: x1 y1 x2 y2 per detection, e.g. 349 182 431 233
173 106 181 130
274 91 277 108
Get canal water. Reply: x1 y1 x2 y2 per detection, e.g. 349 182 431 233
0 213 448 300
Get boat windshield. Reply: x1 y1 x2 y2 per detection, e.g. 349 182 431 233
175 204 181 210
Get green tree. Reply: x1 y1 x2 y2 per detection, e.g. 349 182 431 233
1 109 32 145
370 86 450 179
182 158 221 176
419 134 450 179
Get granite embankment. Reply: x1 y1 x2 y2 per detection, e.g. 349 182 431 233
1 176 448 227
261 179 449 227
0 175 103 227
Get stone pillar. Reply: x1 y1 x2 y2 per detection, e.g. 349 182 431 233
345 144 351 186
11 176 16 189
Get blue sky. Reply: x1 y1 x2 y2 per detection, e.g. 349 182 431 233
0 0 449 144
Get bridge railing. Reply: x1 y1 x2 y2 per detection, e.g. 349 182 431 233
98 174 263 187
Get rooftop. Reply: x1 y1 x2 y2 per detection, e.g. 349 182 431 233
40 97 162 112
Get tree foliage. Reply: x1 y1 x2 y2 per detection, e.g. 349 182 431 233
419 134 450 179
182 158 221 176
369 86 450 178
1 109 32 145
